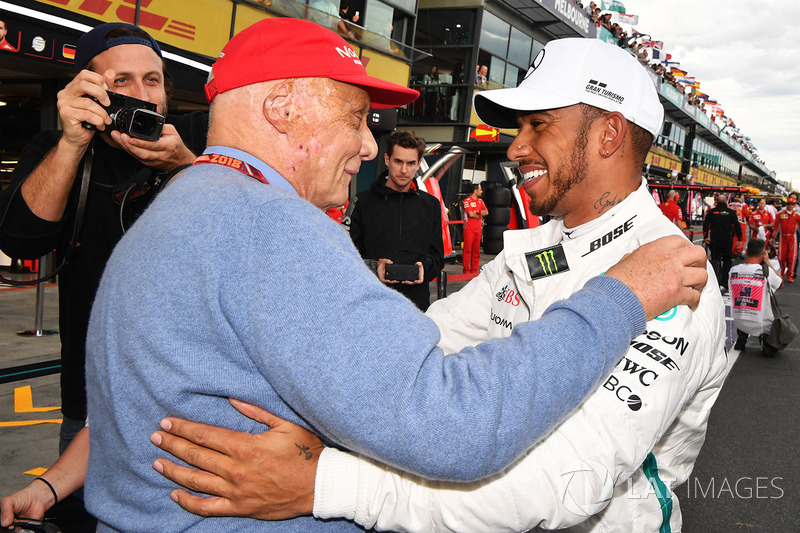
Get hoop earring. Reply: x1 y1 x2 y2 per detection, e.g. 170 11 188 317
602 149 610 158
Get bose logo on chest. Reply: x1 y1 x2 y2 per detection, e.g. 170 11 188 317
582 215 636 257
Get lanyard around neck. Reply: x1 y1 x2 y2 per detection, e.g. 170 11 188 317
194 153 269 185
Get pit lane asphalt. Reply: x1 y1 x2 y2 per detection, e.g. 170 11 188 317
1 244 798 531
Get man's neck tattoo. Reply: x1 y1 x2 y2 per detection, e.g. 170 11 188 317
594 191 622 215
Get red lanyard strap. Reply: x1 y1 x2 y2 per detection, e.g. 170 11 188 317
194 153 269 185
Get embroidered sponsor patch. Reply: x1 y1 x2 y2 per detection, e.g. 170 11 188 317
525 244 570 280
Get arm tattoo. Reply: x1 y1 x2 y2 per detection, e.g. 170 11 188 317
295 443 314 460
594 192 622 215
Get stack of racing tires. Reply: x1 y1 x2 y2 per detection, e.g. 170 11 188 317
482 185 511 255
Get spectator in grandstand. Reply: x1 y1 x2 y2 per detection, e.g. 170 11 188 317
422 64 441 119
338 1 361 39
475 64 488 88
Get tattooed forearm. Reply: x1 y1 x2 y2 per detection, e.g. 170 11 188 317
295 443 314 460
594 192 621 214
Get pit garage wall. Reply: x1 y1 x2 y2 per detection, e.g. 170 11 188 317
25 0 411 89
647 147 737 188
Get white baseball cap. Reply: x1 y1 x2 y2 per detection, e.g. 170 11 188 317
473 38 664 138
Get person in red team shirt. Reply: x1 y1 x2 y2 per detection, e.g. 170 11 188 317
657 189 684 228
749 198 774 240
461 183 488 273
772 193 800 282
727 195 747 257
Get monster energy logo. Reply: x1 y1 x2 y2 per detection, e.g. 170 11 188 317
526 244 570 281
536 250 558 275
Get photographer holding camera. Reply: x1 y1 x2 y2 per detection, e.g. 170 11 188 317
730 238 785 356
0 22 207 464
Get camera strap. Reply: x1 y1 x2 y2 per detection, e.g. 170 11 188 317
70 144 93 253
0 145 93 286
193 153 269 185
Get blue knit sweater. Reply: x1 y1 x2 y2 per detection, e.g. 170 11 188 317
85 149 644 531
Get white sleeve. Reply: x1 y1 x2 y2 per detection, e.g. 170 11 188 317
313 298 727 532
424 253 504 353
768 267 783 290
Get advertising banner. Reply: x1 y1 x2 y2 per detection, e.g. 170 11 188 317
696 112 710 128
0 10 77 67
537 0 597 39
660 82 683 107
34 0 241 58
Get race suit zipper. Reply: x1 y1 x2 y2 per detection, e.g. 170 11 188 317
512 273 532 321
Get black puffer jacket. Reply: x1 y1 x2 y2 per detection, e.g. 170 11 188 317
344 173 444 310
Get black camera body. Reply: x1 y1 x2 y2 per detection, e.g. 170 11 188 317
83 90 165 142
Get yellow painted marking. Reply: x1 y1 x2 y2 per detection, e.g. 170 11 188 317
25 467 48 476
0 419 62 427
14 385 60 412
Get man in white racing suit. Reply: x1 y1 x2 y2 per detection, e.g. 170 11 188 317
148 39 728 532
308 179 727 533
307 37 730 533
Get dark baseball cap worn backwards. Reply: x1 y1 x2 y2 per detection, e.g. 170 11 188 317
74 22 162 73
205 18 419 109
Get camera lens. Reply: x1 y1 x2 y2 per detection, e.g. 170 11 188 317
114 108 164 141
131 112 159 138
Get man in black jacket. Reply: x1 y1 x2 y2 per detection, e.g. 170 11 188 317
703 192 743 291
0 23 207 456
343 131 444 310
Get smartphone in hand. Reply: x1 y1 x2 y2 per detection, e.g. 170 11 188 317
385 263 419 282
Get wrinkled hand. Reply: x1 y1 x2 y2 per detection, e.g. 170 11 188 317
110 123 195 172
150 399 322 520
400 261 425 285
0 481 55 527
606 235 708 319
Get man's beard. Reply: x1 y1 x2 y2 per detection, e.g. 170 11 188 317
527 120 591 217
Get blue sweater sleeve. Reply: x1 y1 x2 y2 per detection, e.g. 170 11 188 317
225 198 645 482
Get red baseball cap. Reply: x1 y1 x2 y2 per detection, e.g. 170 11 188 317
205 18 418 109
